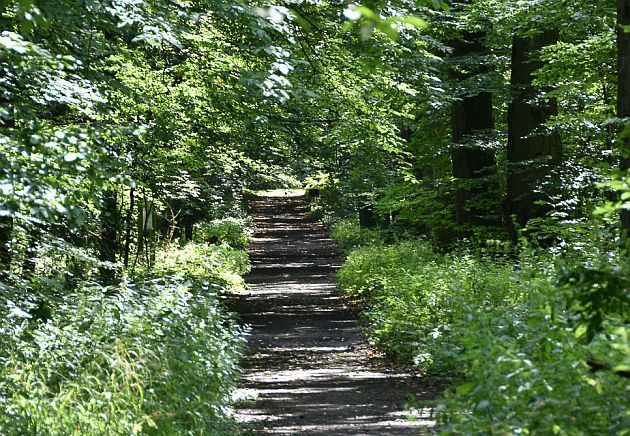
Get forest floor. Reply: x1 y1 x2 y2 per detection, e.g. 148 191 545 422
225 193 445 435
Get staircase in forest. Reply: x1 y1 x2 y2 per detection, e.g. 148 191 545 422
227 193 442 435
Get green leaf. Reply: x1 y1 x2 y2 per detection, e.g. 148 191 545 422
431 0 451 11
355 6 378 20
574 324 587 339
456 381 475 395
379 21 399 41
613 364 630 373
9 305 32 319
392 16 428 30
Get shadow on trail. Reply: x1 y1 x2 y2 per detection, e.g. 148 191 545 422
225 193 444 435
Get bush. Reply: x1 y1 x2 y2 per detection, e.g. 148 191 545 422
154 242 250 292
0 243 248 435
303 172 355 219
331 219 381 254
193 218 254 250
337 240 628 433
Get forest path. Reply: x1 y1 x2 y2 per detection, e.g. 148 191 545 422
226 193 442 435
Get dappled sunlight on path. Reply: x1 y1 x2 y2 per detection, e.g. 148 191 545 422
226 194 443 435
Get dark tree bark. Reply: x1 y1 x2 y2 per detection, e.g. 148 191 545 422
618 0 630 237
451 31 498 227
183 213 194 242
506 30 562 235
358 203 377 229
22 227 39 274
123 187 135 268
99 190 118 282
0 216 12 280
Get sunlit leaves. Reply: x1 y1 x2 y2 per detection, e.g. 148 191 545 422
342 4 427 40
431 0 451 12
0 31 29 54
0 244 247 433
0 127 101 227
593 171 630 218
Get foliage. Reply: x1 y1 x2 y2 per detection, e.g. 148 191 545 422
337 240 514 365
0 1 293 428
193 218 255 251
0 242 247 435
304 173 356 222
153 241 250 292
336 239 628 433
1 0 628 433
331 219 381 254
310 3 628 430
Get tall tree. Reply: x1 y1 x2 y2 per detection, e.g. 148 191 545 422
618 0 630 237
99 190 118 283
506 29 562 235
450 29 497 227
0 216 11 280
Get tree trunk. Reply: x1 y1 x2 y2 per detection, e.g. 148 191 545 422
99 190 118 282
183 213 194 242
451 31 498 227
358 202 377 228
22 226 38 274
618 0 630 238
506 30 562 236
123 187 135 267
137 199 156 268
0 216 12 280
167 200 182 243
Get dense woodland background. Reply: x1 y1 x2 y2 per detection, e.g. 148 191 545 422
0 0 628 433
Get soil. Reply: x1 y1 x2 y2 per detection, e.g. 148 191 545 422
225 193 445 435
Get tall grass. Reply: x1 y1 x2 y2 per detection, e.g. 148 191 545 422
0 239 248 435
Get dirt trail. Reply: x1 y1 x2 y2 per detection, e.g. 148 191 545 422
227 193 442 435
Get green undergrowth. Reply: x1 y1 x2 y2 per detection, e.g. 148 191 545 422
0 220 252 435
193 218 255 251
330 219 381 254
333 220 628 434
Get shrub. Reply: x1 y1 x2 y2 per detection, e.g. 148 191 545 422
303 172 355 219
331 219 381 254
337 240 628 433
0 243 248 435
193 218 254 250
154 242 250 292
